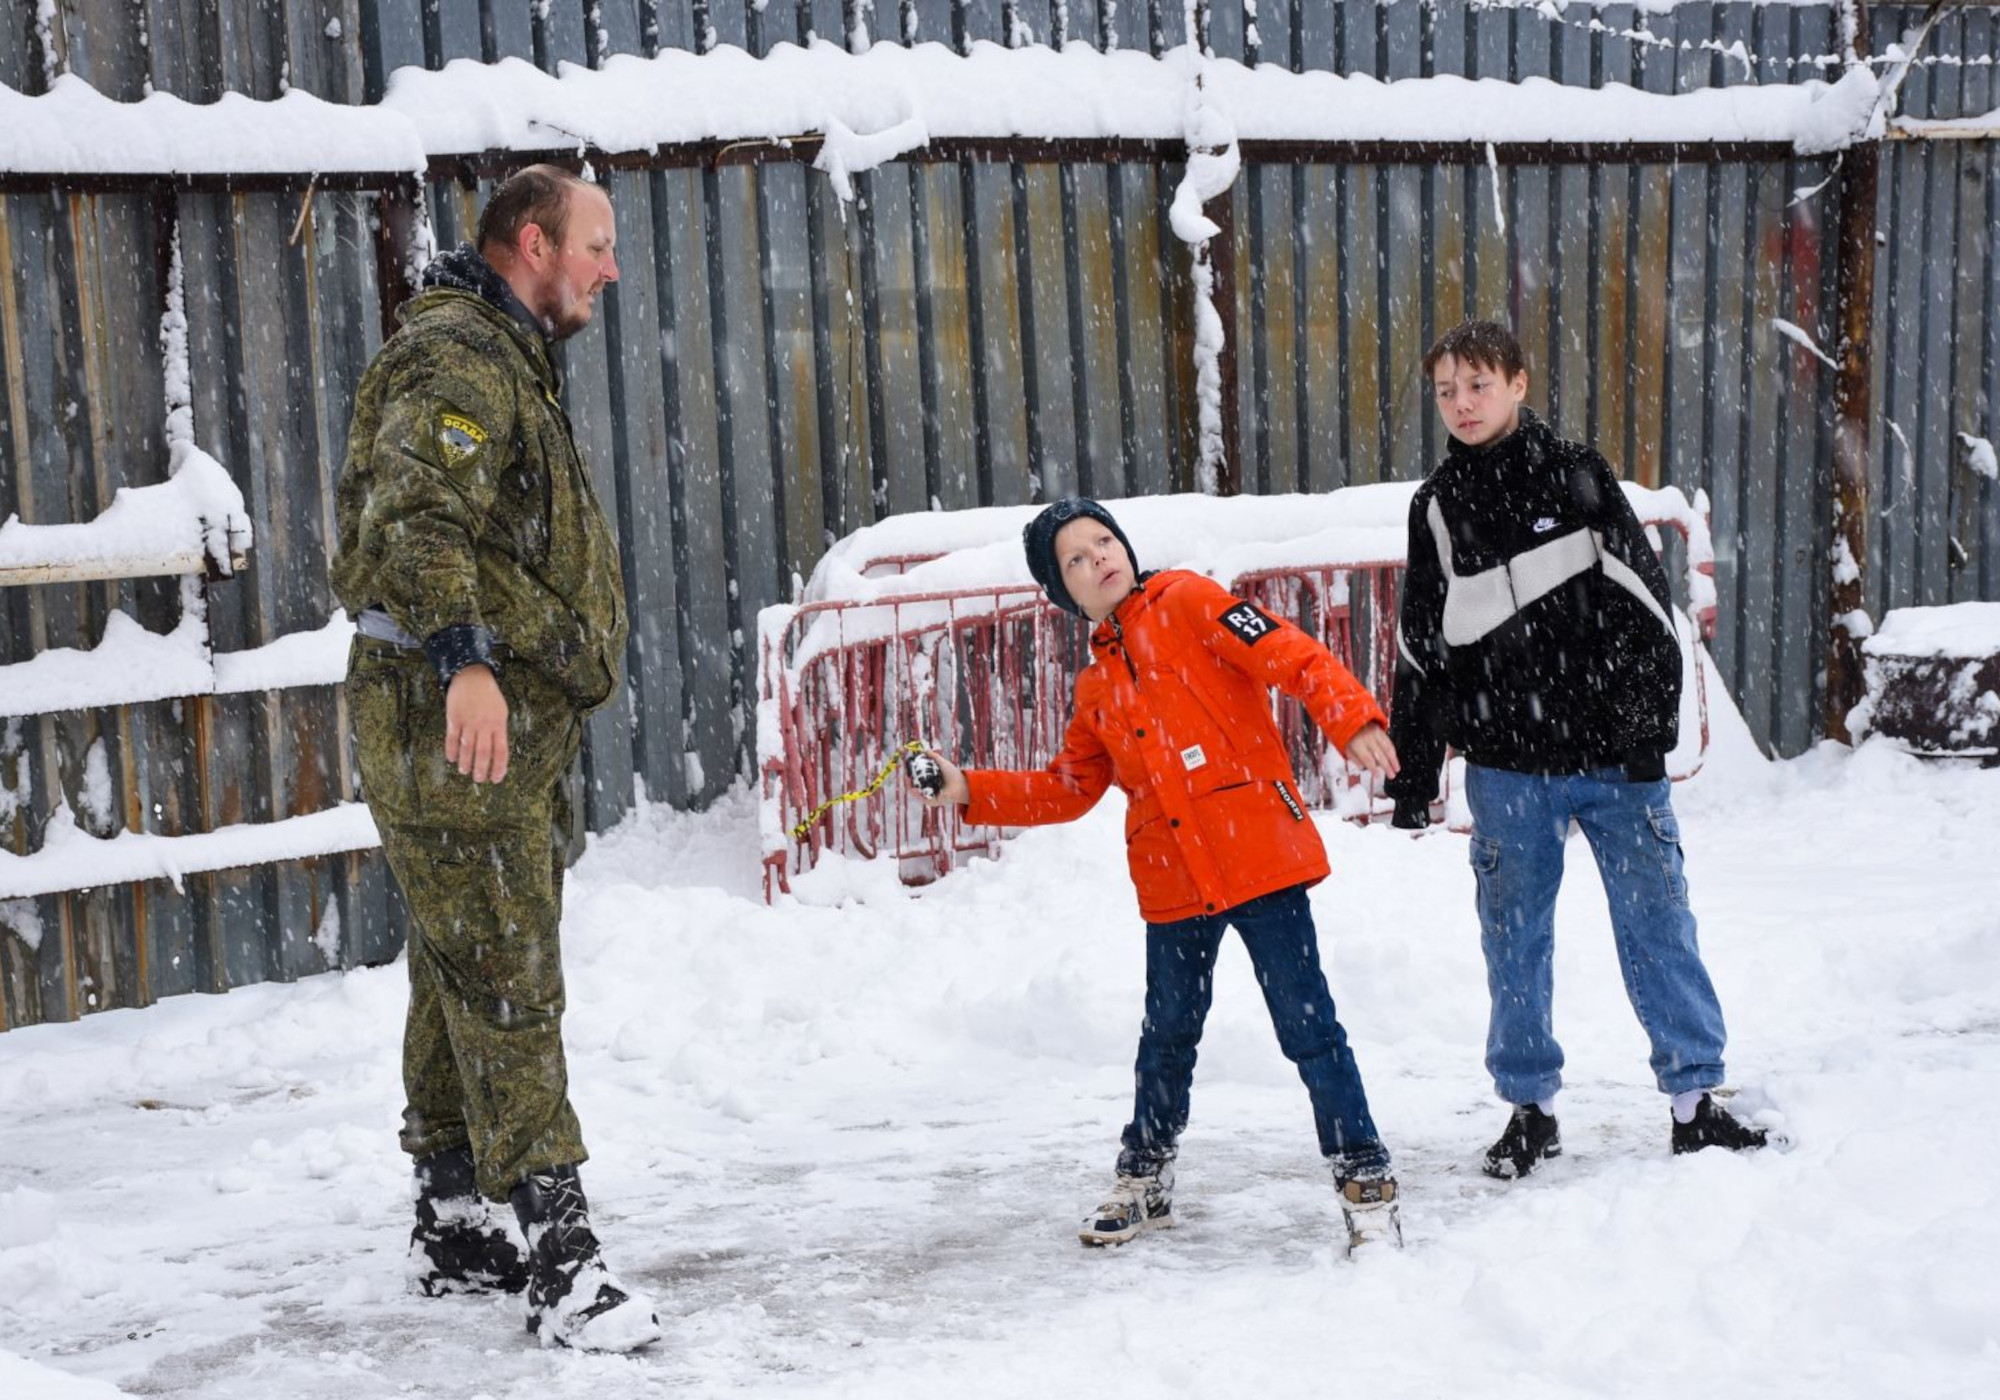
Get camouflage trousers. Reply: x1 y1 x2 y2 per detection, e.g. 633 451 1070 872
348 637 588 1202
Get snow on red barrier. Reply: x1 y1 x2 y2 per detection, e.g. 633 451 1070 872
759 491 1716 898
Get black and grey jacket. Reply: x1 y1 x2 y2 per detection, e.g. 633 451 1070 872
1384 409 1682 822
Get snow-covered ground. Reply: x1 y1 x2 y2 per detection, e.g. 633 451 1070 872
3 694 1997 1398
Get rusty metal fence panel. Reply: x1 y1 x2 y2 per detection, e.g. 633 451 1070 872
4 2 2000 1029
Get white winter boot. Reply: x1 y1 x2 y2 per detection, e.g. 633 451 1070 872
1337 1173 1403 1253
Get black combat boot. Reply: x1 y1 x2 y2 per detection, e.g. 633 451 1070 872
1671 1093 1770 1155
408 1146 529 1297
1482 1103 1563 1180
510 1166 662 1352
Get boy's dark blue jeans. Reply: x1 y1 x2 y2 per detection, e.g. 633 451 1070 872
1119 883 1392 1181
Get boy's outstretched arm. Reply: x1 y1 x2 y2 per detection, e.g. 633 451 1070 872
949 704 1114 828
1384 489 1451 828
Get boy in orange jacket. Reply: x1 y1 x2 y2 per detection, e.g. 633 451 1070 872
919 498 1403 1251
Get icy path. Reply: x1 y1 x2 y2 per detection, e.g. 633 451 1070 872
3 735 1998 1399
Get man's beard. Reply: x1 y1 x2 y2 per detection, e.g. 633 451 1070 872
541 276 600 341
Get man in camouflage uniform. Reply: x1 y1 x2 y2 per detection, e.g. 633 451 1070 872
331 165 658 1353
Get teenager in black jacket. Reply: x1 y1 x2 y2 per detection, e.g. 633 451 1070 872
1386 320 1770 1178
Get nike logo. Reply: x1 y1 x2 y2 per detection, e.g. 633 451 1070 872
1531 517 1560 534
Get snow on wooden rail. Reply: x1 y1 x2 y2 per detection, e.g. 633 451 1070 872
0 443 250 587
0 73 428 177
0 802 381 902
0 440 347 720
0 437 374 899
0 610 357 720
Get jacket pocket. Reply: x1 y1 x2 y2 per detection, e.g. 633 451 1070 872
1126 812 1201 915
1645 805 1690 907
1147 677 1256 797
1182 666 1279 760
348 644 420 827
1189 780 1326 899
1468 833 1504 931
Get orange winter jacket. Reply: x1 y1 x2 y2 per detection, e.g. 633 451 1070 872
964 569 1388 924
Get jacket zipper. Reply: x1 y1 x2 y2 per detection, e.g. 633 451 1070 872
1107 611 1139 684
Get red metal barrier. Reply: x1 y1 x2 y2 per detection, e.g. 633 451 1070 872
1231 559 1407 818
760 584 1087 899
761 509 1715 899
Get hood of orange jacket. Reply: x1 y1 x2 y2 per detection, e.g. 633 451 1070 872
963 569 1388 923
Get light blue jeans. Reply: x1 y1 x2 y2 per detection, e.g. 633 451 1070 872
1464 764 1728 1106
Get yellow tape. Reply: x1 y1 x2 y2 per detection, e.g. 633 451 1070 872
790 740 926 841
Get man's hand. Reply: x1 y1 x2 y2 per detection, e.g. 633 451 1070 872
1344 721 1400 781
444 664 509 783
913 751 969 808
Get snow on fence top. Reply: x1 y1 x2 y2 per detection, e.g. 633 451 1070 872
384 42 1885 157
3 40 1887 177
0 73 429 176
0 442 251 585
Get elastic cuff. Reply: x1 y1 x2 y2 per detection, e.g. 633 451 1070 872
1116 1143 1177 1175
1624 752 1667 783
423 623 500 691
1327 1141 1394 1182
1390 795 1432 829
1671 1089 1708 1124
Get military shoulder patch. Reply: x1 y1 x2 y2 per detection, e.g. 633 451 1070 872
1219 600 1279 645
438 412 489 462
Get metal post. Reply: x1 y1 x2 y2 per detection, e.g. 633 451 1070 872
371 175 427 333
1825 6 1879 741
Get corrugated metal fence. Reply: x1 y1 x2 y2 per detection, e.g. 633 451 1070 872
2 1 1996 1029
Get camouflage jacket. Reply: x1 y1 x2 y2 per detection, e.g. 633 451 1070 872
331 246 627 711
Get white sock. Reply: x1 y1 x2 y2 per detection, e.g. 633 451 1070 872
1672 1090 1709 1124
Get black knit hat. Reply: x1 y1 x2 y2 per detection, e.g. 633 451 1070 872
1023 497 1139 618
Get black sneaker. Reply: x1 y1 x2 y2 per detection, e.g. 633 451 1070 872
1671 1093 1769 1155
1482 1103 1562 1180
